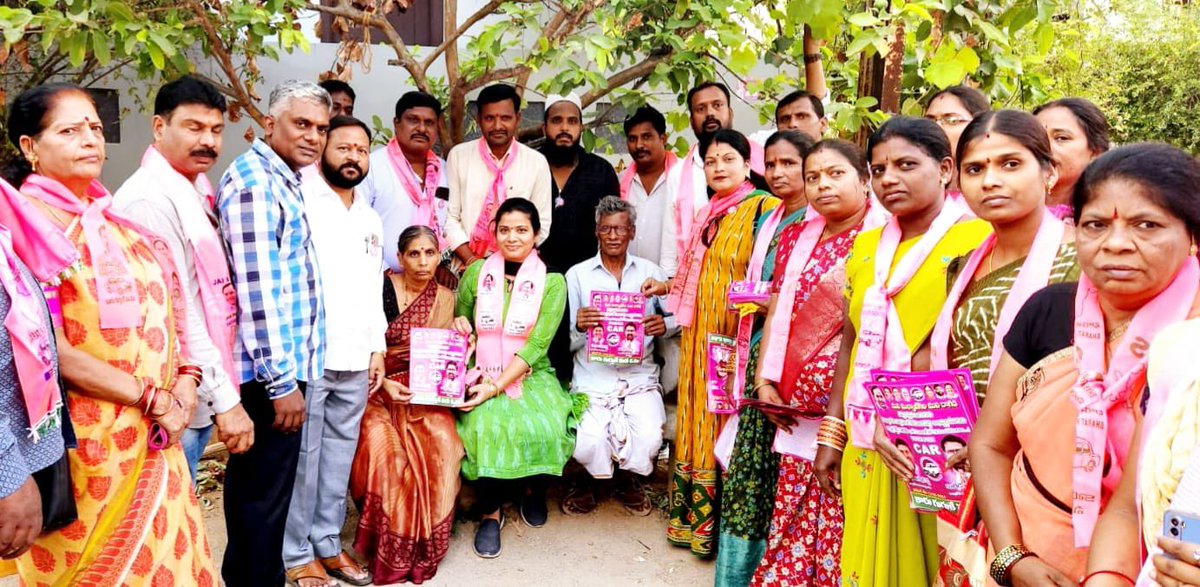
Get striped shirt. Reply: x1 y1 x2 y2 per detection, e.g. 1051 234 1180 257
217 139 325 399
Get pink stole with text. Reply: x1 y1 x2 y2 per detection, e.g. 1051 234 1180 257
469 140 518 258
845 198 966 449
386 139 445 248
760 202 888 384
1068 257 1200 547
474 251 547 399
930 208 1065 377
140 147 238 391
666 181 755 328
729 204 786 400
0 222 60 441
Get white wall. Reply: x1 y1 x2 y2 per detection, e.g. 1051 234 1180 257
99 2 774 186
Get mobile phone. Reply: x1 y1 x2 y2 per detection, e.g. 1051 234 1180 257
1163 509 1200 543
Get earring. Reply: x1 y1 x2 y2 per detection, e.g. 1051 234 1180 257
26 153 37 172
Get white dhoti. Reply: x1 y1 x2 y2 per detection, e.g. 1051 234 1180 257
573 382 665 478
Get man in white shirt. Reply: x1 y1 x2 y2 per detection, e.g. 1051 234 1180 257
284 116 384 587
620 106 683 396
445 83 552 268
360 91 449 272
564 196 676 516
665 81 766 282
113 75 253 481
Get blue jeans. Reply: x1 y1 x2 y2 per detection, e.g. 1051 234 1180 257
182 425 215 483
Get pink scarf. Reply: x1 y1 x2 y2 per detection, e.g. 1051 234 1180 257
0 223 60 442
0 177 79 288
22 175 141 329
673 142 764 262
1068 257 1200 547
619 152 677 201
386 139 445 248
474 251 547 399
15 174 190 359
761 202 888 383
845 198 966 449
930 208 1065 378
729 204 786 400
666 181 756 327
139 147 238 392
469 140 518 258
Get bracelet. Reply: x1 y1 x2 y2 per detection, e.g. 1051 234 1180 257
990 543 1036 586
1079 570 1135 586
752 381 774 395
804 53 821 64
147 391 176 419
177 364 203 386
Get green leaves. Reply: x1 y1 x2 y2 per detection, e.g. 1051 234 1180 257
924 43 980 88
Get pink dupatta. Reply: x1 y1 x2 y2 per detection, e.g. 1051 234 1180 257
16 174 190 358
761 203 888 383
473 251 547 399
1068 257 1200 547
618 151 677 201
929 207 1065 378
468 140 518 258
845 198 966 449
138 147 238 392
0 213 61 441
386 139 445 248
728 204 786 400
666 181 756 327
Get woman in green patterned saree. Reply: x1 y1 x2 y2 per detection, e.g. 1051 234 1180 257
715 131 814 585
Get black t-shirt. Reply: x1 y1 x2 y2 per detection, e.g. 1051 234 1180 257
1003 282 1078 368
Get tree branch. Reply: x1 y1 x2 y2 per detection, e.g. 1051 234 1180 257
579 53 670 108
184 0 266 126
311 0 429 90
420 0 507 70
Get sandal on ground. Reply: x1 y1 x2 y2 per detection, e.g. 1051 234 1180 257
285 561 336 587
473 512 505 558
617 477 653 516
318 551 373 586
560 482 598 516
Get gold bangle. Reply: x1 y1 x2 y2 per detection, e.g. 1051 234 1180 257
989 543 1036 586
752 381 773 395
816 439 845 452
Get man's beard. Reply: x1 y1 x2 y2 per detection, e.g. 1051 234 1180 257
322 158 367 189
543 141 580 167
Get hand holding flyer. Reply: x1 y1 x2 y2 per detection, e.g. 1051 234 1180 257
865 369 979 514
408 327 469 407
706 334 738 414
587 291 646 365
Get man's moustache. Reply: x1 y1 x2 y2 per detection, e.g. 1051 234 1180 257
339 163 362 174
190 148 218 159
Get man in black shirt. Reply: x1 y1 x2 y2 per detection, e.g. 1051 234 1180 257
538 93 620 381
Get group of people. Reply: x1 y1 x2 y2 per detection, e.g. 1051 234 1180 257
0 37 1199 587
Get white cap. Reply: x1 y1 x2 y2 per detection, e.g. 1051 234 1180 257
544 93 582 114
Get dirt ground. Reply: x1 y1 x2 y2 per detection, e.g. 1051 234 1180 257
199 486 714 587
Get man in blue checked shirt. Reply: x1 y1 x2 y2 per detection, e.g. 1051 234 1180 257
216 79 330 587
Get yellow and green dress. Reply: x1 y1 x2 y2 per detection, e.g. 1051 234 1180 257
839 219 990 587
669 190 779 557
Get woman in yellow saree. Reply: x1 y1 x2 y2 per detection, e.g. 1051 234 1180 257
1 84 216 585
813 117 990 587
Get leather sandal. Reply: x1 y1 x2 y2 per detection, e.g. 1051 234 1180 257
319 551 373 586
285 561 335 587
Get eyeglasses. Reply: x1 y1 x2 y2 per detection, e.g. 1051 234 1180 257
597 225 632 235
926 113 970 127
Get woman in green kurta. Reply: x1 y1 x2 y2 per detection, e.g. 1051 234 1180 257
454 198 581 559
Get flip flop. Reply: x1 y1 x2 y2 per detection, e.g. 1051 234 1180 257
285 561 336 587
318 551 373 586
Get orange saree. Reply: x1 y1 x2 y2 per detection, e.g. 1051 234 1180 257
15 219 216 586
349 278 463 585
